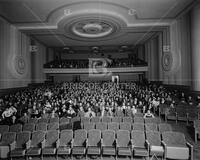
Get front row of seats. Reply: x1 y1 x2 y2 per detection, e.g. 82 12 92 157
0 129 193 160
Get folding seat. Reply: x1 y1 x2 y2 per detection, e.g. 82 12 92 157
26 130 46 159
120 122 132 131
95 122 107 131
146 131 164 158
102 116 112 123
132 123 144 131
145 123 158 132
10 131 31 159
144 117 161 124
158 123 172 133
87 129 101 157
134 117 144 123
165 108 177 123
102 130 116 156
131 130 149 158
162 131 193 160
36 123 48 131
123 117 133 123
0 125 9 134
108 122 119 132
112 117 122 123
49 117 59 123
116 130 132 157
71 117 80 123
9 124 22 132
81 117 90 123
0 132 16 159
188 109 199 122
38 118 49 124
177 108 188 123
194 120 200 143
72 129 87 157
47 122 59 130
57 130 73 157
59 117 70 124
28 118 38 124
41 130 59 158
91 116 101 123
82 122 95 131
23 123 35 132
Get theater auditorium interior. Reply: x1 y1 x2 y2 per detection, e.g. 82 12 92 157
1 0 200 160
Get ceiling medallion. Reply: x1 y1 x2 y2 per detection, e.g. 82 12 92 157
71 20 115 38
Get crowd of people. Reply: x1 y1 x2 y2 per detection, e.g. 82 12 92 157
0 81 199 125
44 58 147 68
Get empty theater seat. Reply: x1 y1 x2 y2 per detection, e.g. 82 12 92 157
47 122 59 130
26 130 46 158
108 122 119 132
162 131 193 160
102 129 116 156
123 117 133 123
23 123 35 132
10 131 31 159
146 131 164 158
57 129 73 156
87 129 101 157
116 130 132 157
145 123 158 131
120 122 132 131
91 117 101 123
82 122 95 131
102 117 111 123
36 122 48 131
131 130 149 158
0 125 9 134
132 123 144 131
9 124 22 132
95 122 107 131
28 118 38 124
158 123 172 133
112 117 122 123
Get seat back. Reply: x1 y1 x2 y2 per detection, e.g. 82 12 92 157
9 124 22 132
131 130 146 147
145 123 158 131
120 122 132 131
108 122 119 131
132 123 144 131
194 120 200 128
16 131 31 149
31 131 46 148
81 117 90 123
0 125 9 134
123 117 132 123
59 117 70 124
74 129 87 147
116 130 130 147
112 117 122 123
71 117 80 123
95 122 107 131
158 123 172 133
146 131 161 146
28 118 38 124
23 123 35 132
48 122 59 130
88 129 101 147
82 122 95 131
1 132 16 145
38 118 49 123
134 117 144 123
45 130 59 147
102 130 115 147
60 130 73 147
91 117 101 123
49 117 59 123
162 131 186 147
36 123 48 131
144 117 161 124
102 117 111 123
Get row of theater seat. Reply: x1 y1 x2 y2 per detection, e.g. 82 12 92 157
0 122 171 133
194 120 200 143
23 116 161 124
0 129 193 160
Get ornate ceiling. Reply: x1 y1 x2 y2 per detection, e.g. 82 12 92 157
0 0 196 47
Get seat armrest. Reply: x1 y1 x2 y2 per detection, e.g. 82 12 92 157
161 141 167 159
86 139 88 148
71 139 74 148
145 140 150 152
186 142 193 160
100 139 103 147
26 140 31 149
41 140 46 148
116 139 119 148
56 139 60 148
131 139 135 149
10 141 16 151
